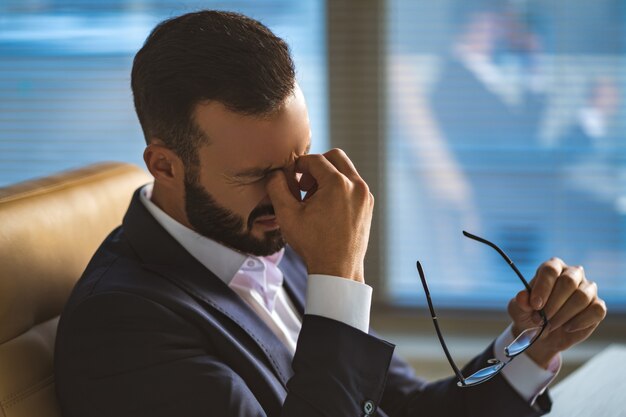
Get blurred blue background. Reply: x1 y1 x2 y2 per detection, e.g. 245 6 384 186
0 0 328 184
386 0 626 311
1 0 624 312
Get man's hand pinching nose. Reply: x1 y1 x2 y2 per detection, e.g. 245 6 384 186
266 149 374 283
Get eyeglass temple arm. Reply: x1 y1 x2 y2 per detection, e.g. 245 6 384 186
462 231 532 293
416 261 466 386
462 231 547 321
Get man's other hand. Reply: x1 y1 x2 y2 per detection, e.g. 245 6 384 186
266 149 374 283
508 257 607 368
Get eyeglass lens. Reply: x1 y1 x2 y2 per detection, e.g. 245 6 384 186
505 326 543 357
460 361 504 386
458 326 543 386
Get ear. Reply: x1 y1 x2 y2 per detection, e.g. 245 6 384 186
143 141 184 188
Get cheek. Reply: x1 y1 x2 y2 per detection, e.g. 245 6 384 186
227 183 269 219
198 171 267 218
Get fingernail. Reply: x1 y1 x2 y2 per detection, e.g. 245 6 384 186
565 325 576 333
531 296 543 309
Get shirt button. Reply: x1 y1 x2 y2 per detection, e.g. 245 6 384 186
246 260 255 267
363 400 376 415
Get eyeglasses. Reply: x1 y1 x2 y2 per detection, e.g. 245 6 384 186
416 230 548 387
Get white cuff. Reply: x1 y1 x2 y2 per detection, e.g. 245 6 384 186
305 274 372 333
495 324 561 405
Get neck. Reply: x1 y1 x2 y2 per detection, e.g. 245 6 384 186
150 182 193 230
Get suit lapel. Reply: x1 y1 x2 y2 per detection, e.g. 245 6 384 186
122 189 295 386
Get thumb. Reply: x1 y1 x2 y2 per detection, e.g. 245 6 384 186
266 170 299 215
515 289 534 313
514 289 545 327
508 292 536 324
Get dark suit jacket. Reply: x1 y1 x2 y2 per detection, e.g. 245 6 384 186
54 189 551 416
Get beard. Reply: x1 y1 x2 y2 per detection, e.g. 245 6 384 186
183 175 285 256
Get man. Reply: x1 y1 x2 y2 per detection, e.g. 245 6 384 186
54 10 606 417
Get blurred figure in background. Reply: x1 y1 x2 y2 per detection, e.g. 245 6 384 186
430 3 546 150
553 77 625 285
561 77 621 153
427 2 550 278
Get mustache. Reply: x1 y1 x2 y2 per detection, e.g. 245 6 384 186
247 205 276 230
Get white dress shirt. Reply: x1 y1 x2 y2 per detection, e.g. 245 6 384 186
139 183 558 404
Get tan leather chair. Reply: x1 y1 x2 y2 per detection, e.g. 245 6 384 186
0 162 151 417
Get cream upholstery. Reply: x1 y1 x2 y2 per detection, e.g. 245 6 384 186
0 162 151 417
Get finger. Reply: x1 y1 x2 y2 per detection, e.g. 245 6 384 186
509 293 544 327
550 324 598 351
563 297 607 333
266 170 300 214
294 154 342 184
515 290 534 313
508 295 530 319
562 324 597 344
323 148 361 180
298 172 317 192
548 280 596 330
515 290 545 324
530 257 567 310
542 266 585 320
283 164 302 202
297 171 318 202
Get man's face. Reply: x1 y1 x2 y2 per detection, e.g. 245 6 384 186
184 85 311 256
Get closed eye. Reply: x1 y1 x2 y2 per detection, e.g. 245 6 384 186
224 168 281 186
223 175 264 186
240 175 269 185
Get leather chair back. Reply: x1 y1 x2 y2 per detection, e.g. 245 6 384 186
0 162 151 417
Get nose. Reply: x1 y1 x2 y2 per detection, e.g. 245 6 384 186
258 195 273 207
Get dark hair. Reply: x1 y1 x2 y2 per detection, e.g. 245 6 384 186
131 10 296 172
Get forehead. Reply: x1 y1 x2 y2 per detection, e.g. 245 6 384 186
193 88 310 173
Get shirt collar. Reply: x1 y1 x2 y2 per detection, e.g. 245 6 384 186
140 183 251 284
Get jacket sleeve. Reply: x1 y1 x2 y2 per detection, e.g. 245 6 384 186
376 336 553 417
291 320 553 417
54 292 396 417
285 314 395 416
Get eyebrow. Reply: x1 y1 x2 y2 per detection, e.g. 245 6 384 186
229 141 312 180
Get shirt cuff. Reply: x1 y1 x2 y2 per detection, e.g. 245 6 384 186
305 274 372 333
495 324 561 405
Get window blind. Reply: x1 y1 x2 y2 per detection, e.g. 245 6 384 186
0 0 328 187
385 0 626 311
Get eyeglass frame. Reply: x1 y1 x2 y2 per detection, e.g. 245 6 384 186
416 230 549 387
